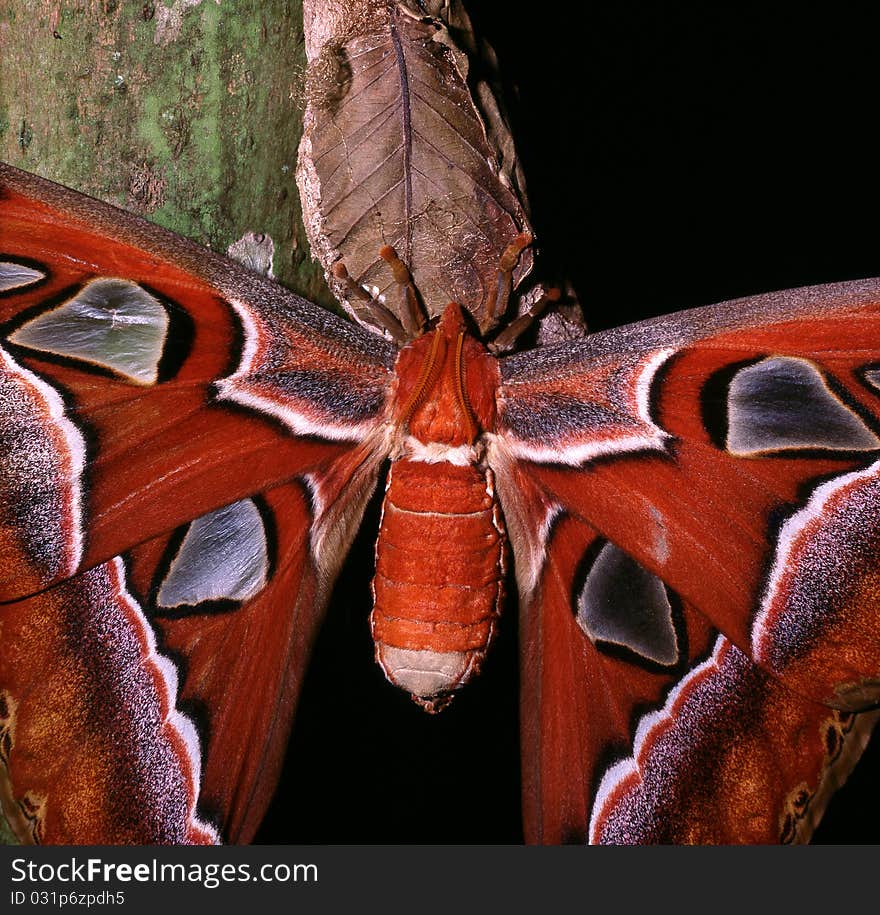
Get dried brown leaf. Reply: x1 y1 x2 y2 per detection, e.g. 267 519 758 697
297 0 533 337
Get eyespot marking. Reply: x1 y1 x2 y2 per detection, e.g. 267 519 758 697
8 278 169 385
726 357 879 455
575 541 678 667
862 366 880 393
156 499 269 609
0 261 46 292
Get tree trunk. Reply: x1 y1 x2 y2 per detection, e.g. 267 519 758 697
0 0 334 308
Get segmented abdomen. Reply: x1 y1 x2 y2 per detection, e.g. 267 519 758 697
371 459 506 709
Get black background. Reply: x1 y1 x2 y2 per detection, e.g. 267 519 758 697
255 3 880 844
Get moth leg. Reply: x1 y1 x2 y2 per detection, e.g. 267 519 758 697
331 261 409 344
484 231 534 323
379 245 427 338
489 287 562 353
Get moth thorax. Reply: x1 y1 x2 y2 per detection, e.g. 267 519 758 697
370 457 507 712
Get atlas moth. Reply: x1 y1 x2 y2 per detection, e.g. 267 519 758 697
1 160 880 845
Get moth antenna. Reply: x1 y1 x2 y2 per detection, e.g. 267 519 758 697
453 330 478 442
398 329 447 427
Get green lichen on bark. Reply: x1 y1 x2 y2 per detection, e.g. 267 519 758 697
0 0 334 307
0 812 15 845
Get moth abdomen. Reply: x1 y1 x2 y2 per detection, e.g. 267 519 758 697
370 459 507 711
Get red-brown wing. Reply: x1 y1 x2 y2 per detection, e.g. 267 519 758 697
509 501 874 843
492 279 880 842
0 164 394 843
128 446 386 844
0 163 395 601
0 446 383 844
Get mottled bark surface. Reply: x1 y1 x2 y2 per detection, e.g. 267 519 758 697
297 0 534 337
0 0 334 309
